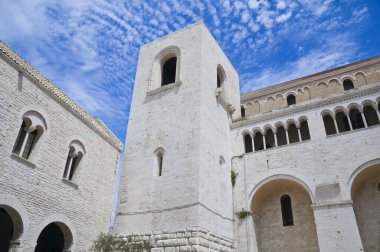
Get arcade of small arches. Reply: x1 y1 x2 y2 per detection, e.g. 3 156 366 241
0 202 74 251
249 159 380 251
243 117 311 153
322 98 380 135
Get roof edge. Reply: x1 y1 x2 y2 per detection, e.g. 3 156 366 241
0 40 123 152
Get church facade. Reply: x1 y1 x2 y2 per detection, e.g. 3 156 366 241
113 22 380 252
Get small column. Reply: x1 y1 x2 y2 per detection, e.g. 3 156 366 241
333 118 339 134
360 112 368 127
274 132 278 147
297 126 302 142
285 128 289 145
347 115 353 131
376 109 380 122
262 134 267 150
19 131 30 157
251 135 255 152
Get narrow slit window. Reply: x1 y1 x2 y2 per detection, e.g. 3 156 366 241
157 153 163 176
349 109 365 130
363 105 379 127
254 132 264 151
161 57 177 86
281 195 294 226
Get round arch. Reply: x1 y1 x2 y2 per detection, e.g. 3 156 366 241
31 214 76 251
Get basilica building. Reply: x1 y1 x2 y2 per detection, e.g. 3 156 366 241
1 21 380 252
113 22 380 252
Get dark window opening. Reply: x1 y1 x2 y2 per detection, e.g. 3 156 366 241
300 121 311 141
281 195 294 226
323 115 337 135
254 132 264 151
343 79 354 91
0 208 14 252
287 95 296 106
161 57 177 86
336 112 350 132
13 121 27 155
157 153 163 176
241 106 246 118
378 183 380 191
244 134 253 153
68 156 78 181
217 73 221 88
276 126 287 146
265 129 275 149
34 223 65 252
288 124 299 144
363 106 380 127
349 109 365 130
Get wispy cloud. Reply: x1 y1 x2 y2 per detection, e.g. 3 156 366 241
0 0 375 140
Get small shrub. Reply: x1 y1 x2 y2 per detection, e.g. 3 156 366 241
231 170 238 187
236 210 252 219
92 233 153 252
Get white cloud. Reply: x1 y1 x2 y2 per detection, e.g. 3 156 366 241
276 12 292 23
276 0 287 10
248 0 260 9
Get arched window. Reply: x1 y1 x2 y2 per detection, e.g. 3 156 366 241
349 108 365 130
161 57 177 86
63 141 84 181
287 123 299 143
323 114 336 135
13 111 46 160
276 126 287 146
217 66 225 88
363 105 380 127
343 79 354 91
300 121 311 141
336 112 350 132
281 195 294 226
244 134 253 153
254 131 264 151
154 148 165 176
265 128 275 149
287 94 296 106
241 106 246 118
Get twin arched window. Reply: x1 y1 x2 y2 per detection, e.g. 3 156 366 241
63 141 85 181
13 111 46 160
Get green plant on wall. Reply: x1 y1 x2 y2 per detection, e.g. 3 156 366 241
92 233 153 252
236 209 252 219
231 170 238 187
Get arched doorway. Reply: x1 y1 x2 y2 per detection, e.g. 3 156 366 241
351 162 380 251
0 205 23 252
0 207 14 252
251 178 319 251
35 222 72 252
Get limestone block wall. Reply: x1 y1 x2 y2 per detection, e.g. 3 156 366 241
240 56 380 117
0 46 122 251
114 22 239 240
231 81 380 251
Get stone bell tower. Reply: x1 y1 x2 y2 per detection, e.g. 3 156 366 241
113 22 240 250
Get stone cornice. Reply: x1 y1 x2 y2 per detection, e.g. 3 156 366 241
241 55 380 101
0 40 123 151
232 83 380 129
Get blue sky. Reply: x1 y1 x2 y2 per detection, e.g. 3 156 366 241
0 0 379 142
